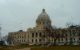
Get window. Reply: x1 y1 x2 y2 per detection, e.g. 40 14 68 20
39 39 41 42
32 33 34 37
61 38 63 42
18 40 19 42
24 40 25 42
21 40 23 42
36 33 38 37
79 38 80 40
32 39 33 42
39 32 42 37
35 39 37 43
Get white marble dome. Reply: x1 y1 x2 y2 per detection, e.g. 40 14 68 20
36 9 51 24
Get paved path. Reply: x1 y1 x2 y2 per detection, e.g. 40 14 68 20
15 48 31 50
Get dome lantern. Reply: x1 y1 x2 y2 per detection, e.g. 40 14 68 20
42 9 45 13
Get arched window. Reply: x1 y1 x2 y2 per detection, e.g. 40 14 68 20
32 39 33 42
36 33 38 37
35 39 37 43
39 32 42 37
39 39 41 42
32 33 34 37
79 38 80 40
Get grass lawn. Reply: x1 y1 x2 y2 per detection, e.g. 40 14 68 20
0 46 15 50
0 45 80 50
31 45 80 50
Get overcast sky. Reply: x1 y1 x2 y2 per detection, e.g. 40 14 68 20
0 0 80 36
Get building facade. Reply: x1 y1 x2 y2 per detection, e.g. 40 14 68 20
8 9 80 45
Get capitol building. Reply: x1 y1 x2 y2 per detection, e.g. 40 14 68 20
8 9 80 46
